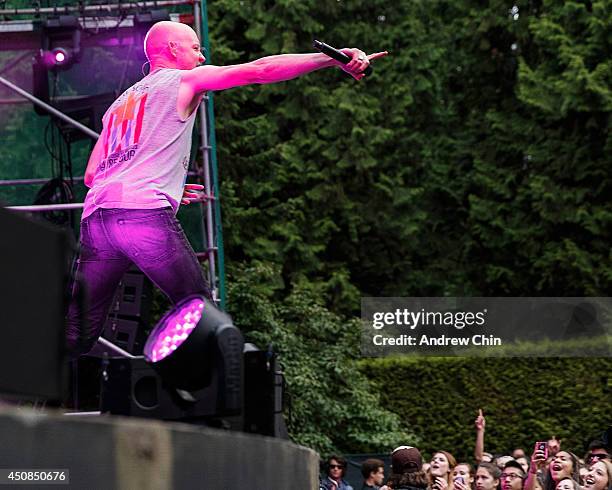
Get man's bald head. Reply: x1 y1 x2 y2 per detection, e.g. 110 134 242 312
144 21 199 63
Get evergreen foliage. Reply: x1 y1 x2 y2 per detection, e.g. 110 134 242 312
207 0 611 309
225 261 417 454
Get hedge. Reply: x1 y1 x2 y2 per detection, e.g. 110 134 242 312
360 356 611 461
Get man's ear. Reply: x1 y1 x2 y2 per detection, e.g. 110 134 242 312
168 40 178 57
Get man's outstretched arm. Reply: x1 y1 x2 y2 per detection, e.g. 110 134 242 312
182 49 387 94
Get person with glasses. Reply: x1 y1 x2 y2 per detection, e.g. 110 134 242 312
321 455 354 490
590 454 612 463
501 460 527 490
584 440 611 466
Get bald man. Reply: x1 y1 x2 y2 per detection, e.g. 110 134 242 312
66 21 386 358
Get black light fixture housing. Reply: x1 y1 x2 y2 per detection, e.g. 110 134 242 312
32 15 82 114
143 295 238 391
40 15 82 70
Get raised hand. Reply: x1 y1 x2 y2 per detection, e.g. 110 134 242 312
475 408 486 432
454 478 470 490
530 442 547 471
339 48 389 80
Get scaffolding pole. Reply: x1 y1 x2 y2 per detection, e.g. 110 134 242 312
0 0 193 16
192 0 225 307
5 203 84 211
0 75 99 140
199 0 226 309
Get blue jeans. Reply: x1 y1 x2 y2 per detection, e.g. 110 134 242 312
66 207 212 357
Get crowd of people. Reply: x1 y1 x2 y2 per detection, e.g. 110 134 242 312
319 412 611 490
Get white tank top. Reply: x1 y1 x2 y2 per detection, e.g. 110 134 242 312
82 68 197 219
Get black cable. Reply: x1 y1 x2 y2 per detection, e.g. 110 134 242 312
44 119 61 165
62 128 76 230
116 36 134 96
47 71 61 177
38 67 77 229
65 133 74 184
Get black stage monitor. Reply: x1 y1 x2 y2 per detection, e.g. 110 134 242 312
0 207 70 400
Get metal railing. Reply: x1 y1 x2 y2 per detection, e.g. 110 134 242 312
5 203 84 212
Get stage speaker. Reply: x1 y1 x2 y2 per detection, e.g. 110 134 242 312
243 349 289 438
0 207 70 400
86 268 152 359
103 318 140 353
106 269 152 320
101 268 152 354
100 325 243 421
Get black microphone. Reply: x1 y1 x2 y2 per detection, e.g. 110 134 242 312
313 39 373 76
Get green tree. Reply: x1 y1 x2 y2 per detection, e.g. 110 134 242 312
209 0 610 308
226 261 417 454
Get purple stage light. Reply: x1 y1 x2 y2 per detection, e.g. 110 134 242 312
142 295 240 391
40 48 70 68
145 297 205 363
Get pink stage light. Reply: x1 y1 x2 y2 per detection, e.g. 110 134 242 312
46 48 70 67
146 298 205 363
